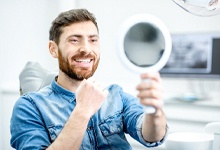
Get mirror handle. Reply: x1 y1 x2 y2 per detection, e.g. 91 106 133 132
142 78 156 114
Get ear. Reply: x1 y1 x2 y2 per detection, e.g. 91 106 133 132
49 41 58 58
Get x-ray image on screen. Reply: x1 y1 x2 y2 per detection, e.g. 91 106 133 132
160 33 220 100
161 33 213 73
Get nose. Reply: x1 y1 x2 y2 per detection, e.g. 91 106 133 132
79 40 91 54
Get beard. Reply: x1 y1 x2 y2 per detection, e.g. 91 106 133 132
58 49 99 81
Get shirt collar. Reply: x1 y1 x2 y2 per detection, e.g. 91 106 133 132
51 76 76 103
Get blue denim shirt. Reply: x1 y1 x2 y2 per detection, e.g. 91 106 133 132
10 79 166 150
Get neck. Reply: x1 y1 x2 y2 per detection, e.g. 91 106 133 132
57 71 82 92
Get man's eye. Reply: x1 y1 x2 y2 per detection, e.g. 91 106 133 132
91 39 98 42
70 39 78 42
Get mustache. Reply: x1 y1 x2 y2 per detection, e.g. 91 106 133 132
71 52 95 60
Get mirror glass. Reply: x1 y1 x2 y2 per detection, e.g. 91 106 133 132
124 22 165 67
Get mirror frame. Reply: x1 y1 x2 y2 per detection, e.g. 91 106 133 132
117 13 172 74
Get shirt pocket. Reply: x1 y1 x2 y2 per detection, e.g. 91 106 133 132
48 124 63 141
99 112 132 149
99 114 123 136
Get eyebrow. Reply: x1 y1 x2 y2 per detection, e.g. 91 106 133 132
68 34 99 39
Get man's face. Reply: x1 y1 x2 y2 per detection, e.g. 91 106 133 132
57 21 100 80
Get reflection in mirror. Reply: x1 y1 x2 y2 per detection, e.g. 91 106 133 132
124 23 165 67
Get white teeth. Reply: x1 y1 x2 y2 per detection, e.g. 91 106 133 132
76 59 91 63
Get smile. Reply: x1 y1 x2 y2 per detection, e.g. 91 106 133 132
75 59 92 63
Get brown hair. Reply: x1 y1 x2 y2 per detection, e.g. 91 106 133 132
49 9 98 44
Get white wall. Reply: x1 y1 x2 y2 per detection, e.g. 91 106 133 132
1 0 220 150
0 0 57 89
0 1 76 150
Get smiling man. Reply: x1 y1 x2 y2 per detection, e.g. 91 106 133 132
10 9 168 150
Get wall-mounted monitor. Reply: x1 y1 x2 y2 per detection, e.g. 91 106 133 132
160 32 220 78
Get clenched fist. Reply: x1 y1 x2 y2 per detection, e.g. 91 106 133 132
75 77 108 118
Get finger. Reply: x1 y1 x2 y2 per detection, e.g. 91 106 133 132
93 80 105 91
137 89 163 100
140 98 163 109
140 72 162 83
76 79 86 92
87 78 106 93
136 79 161 90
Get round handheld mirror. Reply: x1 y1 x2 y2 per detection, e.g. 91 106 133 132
117 14 172 114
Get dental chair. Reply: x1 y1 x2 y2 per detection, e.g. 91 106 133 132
19 61 57 95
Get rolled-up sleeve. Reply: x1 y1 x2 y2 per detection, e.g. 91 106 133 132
136 114 169 147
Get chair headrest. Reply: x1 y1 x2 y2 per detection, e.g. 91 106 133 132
19 61 57 95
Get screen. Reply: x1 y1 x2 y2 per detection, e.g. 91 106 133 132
160 33 220 78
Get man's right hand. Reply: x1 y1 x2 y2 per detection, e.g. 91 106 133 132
75 77 108 118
